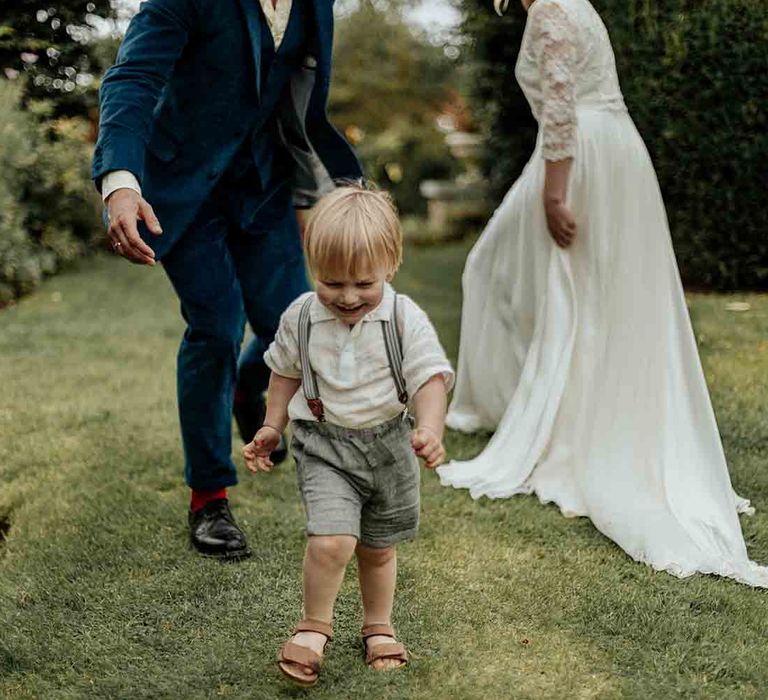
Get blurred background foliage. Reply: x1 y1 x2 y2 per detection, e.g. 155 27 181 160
462 0 768 289
0 82 101 305
0 1 117 304
0 0 766 305
0 0 118 119
330 0 461 216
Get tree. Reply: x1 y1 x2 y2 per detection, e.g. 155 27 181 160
0 0 116 116
330 0 460 213
331 0 451 132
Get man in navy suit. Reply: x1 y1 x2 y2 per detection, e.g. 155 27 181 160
93 0 362 559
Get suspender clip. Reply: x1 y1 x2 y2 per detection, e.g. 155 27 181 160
307 398 326 422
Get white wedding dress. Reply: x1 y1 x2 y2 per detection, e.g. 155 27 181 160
438 0 768 586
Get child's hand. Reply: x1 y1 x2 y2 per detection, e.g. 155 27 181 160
411 427 445 469
243 426 282 473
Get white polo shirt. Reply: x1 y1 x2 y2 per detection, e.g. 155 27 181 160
264 285 455 429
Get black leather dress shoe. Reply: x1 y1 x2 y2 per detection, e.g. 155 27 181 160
189 499 251 560
233 392 288 465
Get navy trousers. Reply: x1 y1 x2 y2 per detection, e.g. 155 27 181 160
162 181 309 491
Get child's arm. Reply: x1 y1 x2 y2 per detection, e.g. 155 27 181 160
243 372 301 473
410 374 448 469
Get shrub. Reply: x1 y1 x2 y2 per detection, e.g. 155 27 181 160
356 121 458 216
0 82 38 303
461 0 768 289
0 81 101 304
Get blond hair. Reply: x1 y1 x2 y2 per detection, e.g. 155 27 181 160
303 185 403 280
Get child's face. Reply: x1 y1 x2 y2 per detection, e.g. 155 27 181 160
315 265 390 327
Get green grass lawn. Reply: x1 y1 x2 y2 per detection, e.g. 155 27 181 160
2 243 768 699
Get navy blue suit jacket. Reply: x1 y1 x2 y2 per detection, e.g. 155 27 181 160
92 0 362 257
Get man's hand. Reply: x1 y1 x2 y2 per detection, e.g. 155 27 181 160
411 426 446 469
243 426 282 473
106 188 163 265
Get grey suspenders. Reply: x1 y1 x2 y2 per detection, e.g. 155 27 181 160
298 296 325 421
298 294 409 422
382 296 409 405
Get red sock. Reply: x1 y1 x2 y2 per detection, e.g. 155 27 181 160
190 487 228 513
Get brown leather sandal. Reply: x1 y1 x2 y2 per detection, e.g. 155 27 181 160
361 623 409 670
277 619 333 687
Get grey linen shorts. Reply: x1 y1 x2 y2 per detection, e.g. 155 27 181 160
290 413 420 548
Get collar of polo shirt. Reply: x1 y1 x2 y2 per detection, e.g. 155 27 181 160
309 283 396 324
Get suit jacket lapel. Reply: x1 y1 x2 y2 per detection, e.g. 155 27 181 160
237 0 332 97
237 0 263 99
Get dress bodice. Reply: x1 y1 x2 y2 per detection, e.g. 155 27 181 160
514 0 626 160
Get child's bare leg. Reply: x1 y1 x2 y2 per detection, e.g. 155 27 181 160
356 543 404 670
288 535 357 666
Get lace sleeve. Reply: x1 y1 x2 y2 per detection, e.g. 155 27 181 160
530 1 577 161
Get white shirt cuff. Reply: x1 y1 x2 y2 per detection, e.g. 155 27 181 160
102 171 142 202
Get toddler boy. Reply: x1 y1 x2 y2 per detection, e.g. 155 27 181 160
243 185 454 685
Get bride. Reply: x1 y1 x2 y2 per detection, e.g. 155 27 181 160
438 0 768 586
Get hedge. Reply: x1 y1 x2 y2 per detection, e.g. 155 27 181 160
460 0 768 289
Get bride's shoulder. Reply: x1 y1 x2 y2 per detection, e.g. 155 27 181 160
527 0 580 35
529 0 576 19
